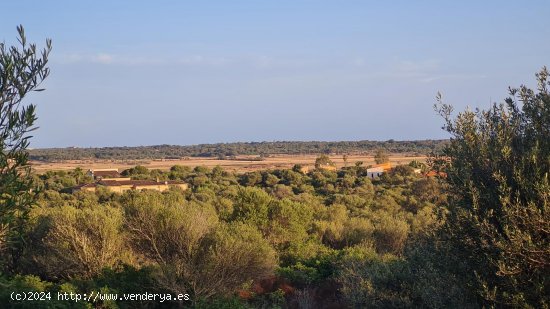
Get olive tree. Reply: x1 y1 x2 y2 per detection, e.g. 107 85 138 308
435 67 550 307
0 25 51 271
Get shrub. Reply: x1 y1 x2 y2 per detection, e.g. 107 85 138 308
26 205 129 280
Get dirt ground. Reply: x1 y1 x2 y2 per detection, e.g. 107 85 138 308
30 154 427 173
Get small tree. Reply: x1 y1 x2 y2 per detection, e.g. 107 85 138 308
374 149 389 164
314 154 335 169
0 25 51 271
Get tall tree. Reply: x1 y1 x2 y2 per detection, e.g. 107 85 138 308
434 68 549 307
0 25 51 271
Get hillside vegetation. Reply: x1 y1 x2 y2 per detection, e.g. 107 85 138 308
4 163 459 308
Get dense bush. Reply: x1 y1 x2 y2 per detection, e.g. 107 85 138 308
26 205 129 280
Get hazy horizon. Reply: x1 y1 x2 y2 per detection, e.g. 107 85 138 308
3 1 549 148
29 138 449 150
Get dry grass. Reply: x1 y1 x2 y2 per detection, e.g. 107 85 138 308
30 154 427 173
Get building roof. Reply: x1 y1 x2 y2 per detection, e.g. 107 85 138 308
97 180 186 187
366 167 385 173
71 179 187 192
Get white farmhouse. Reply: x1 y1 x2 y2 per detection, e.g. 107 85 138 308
366 166 385 179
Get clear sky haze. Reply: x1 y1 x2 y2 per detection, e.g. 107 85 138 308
3 1 549 148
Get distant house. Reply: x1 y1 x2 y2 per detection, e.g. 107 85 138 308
71 183 98 192
87 169 121 180
72 179 188 193
366 162 392 179
366 166 384 179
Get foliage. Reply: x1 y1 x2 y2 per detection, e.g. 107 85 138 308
25 205 130 280
6 159 455 308
123 194 276 301
314 154 335 169
403 238 478 308
336 246 412 308
0 25 51 271
0 275 89 308
373 214 409 255
374 149 390 164
194 296 254 309
434 67 550 307
29 140 449 161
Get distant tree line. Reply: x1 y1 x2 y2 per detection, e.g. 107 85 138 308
29 140 448 161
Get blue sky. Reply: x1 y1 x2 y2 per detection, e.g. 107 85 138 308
3 1 549 147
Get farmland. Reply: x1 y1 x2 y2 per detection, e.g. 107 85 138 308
30 153 427 173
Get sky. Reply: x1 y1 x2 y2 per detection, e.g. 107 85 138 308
2 1 549 148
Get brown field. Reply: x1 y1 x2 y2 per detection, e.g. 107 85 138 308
30 154 427 173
